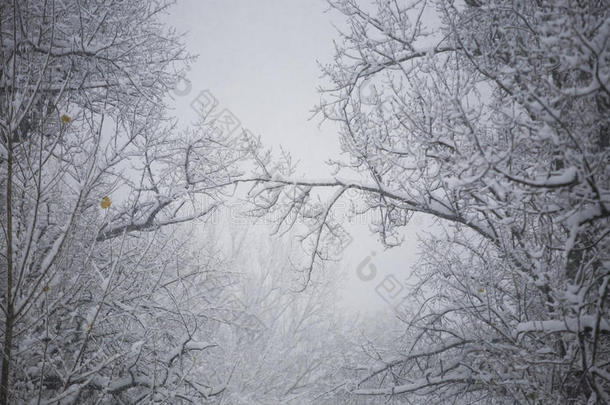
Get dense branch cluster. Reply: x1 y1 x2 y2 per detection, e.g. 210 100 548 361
245 0 609 403
0 0 339 403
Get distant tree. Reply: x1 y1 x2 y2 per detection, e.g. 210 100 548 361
194 221 354 404
245 0 609 403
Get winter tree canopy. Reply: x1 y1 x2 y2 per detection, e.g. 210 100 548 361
1 0 608 404
244 0 610 403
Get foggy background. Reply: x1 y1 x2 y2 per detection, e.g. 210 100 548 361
164 0 425 314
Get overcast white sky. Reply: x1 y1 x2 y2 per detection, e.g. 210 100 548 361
165 0 426 315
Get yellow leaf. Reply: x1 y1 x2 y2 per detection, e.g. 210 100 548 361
100 196 111 209
42 285 49 292
60 114 71 124
477 288 484 293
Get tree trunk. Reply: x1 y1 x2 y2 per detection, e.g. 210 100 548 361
1 131 13 405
